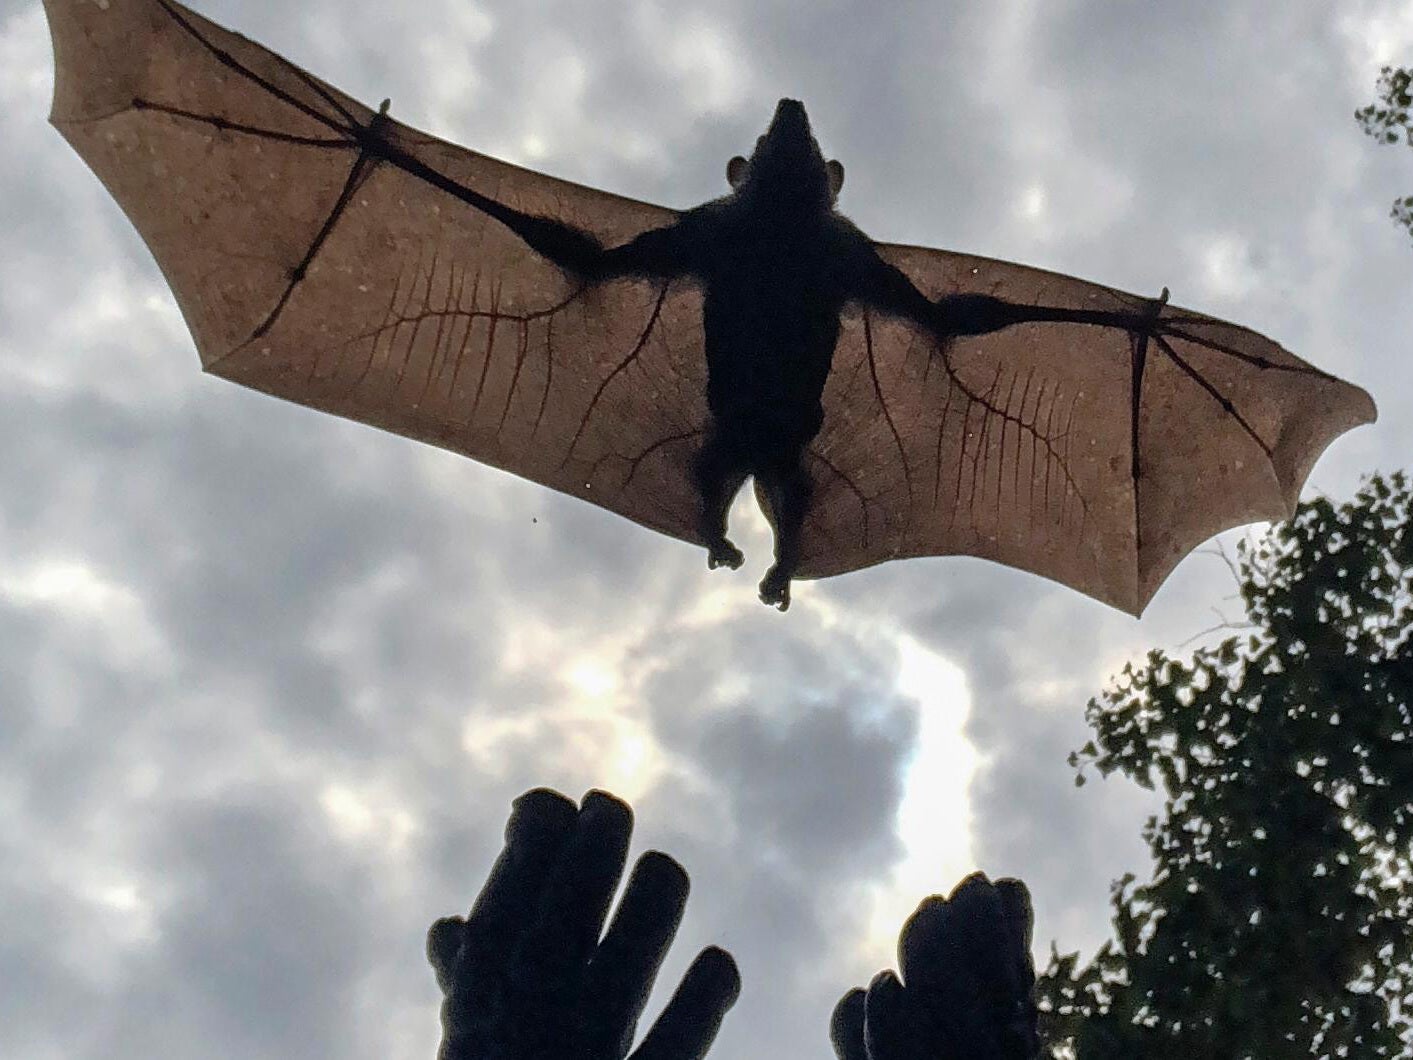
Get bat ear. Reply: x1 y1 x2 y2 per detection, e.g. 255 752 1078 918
826 159 845 198
727 155 750 189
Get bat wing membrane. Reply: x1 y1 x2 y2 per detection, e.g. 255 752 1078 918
46 0 711 549
801 242 1376 614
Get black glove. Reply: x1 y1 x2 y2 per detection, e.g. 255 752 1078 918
831 873 1038 1059
428 788 740 1059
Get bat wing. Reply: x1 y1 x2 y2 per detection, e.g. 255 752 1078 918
797 242 1377 614
44 0 710 549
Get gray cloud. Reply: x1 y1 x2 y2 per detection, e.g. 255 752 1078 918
630 611 917 1058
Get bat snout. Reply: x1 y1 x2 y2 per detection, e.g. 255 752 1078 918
768 98 812 137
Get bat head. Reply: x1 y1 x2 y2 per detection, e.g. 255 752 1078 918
727 99 845 214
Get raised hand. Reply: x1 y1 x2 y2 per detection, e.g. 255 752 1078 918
428 788 740 1060
831 873 1038 1060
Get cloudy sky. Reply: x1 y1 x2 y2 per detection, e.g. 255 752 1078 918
3 0 1411 1056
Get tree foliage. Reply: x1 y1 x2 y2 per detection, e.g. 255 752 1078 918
1037 473 1413 1058
1357 66 1413 241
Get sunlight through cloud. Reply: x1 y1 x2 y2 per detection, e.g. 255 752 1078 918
863 634 981 960
319 782 419 853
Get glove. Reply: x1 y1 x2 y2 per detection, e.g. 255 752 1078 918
831 873 1038 1059
428 788 740 1059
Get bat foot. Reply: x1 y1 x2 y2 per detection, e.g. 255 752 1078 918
706 540 745 570
758 568 792 611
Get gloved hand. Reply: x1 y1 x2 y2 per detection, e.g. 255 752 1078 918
830 873 1038 1059
428 788 740 1059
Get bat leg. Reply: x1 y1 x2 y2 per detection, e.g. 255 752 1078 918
692 436 748 571
758 567 791 610
755 459 812 612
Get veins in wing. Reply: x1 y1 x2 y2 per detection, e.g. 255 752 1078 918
807 449 875 548
813 316 1086 554
561 285 671 468
154 0 358 130
1128 311 1153 555
1159 313 1339 380
939 289 1310 561
1154 334 1272 460
132 1 386 347
307 248 587 433
296 249 691 505
138 0 573 352
863 311 913 517
1124 296 1286 556
591 428 706 493
251 147 378 340
928 340 1087 538
128 99 350 147
913 281 1092 539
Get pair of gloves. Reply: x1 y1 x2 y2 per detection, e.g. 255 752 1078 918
427 789 1039 1059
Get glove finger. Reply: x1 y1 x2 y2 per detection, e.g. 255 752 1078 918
898 875 1020 1057
460 788 578 985
995 877 1036 979
433 789 578 1054
864 970 926 1060
580 850 691 1054
829 988 867 1060
507 790 634 1028
942 873 1015 986
631 946 740 1060
995 878 1040 1058
427 915 467 995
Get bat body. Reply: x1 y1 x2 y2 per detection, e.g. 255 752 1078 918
43 0 1377 613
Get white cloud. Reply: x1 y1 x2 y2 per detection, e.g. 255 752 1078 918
1337 1 1413 78
0 559 171 675
635 3 752 117
0 5 50 113
320 782 419 852
1191 231 1262 303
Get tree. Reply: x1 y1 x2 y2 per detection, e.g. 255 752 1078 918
1357 66 1413 242
1036 473 1413 1058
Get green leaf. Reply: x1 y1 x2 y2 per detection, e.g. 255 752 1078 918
1037 472 1413 1056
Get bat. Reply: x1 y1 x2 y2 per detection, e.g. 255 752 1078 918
43 0 1377 613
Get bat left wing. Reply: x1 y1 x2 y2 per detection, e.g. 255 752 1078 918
796 242 1376 615
44 0 712 549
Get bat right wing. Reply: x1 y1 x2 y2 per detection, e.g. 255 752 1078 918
45 0 712 549
797 242 1376 615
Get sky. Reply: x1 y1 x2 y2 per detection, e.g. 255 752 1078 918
2 0 1411 1057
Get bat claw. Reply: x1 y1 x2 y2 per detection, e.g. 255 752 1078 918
758 569 792 611
706 540 745 570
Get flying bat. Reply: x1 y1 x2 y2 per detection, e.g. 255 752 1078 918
43 0 1376 613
